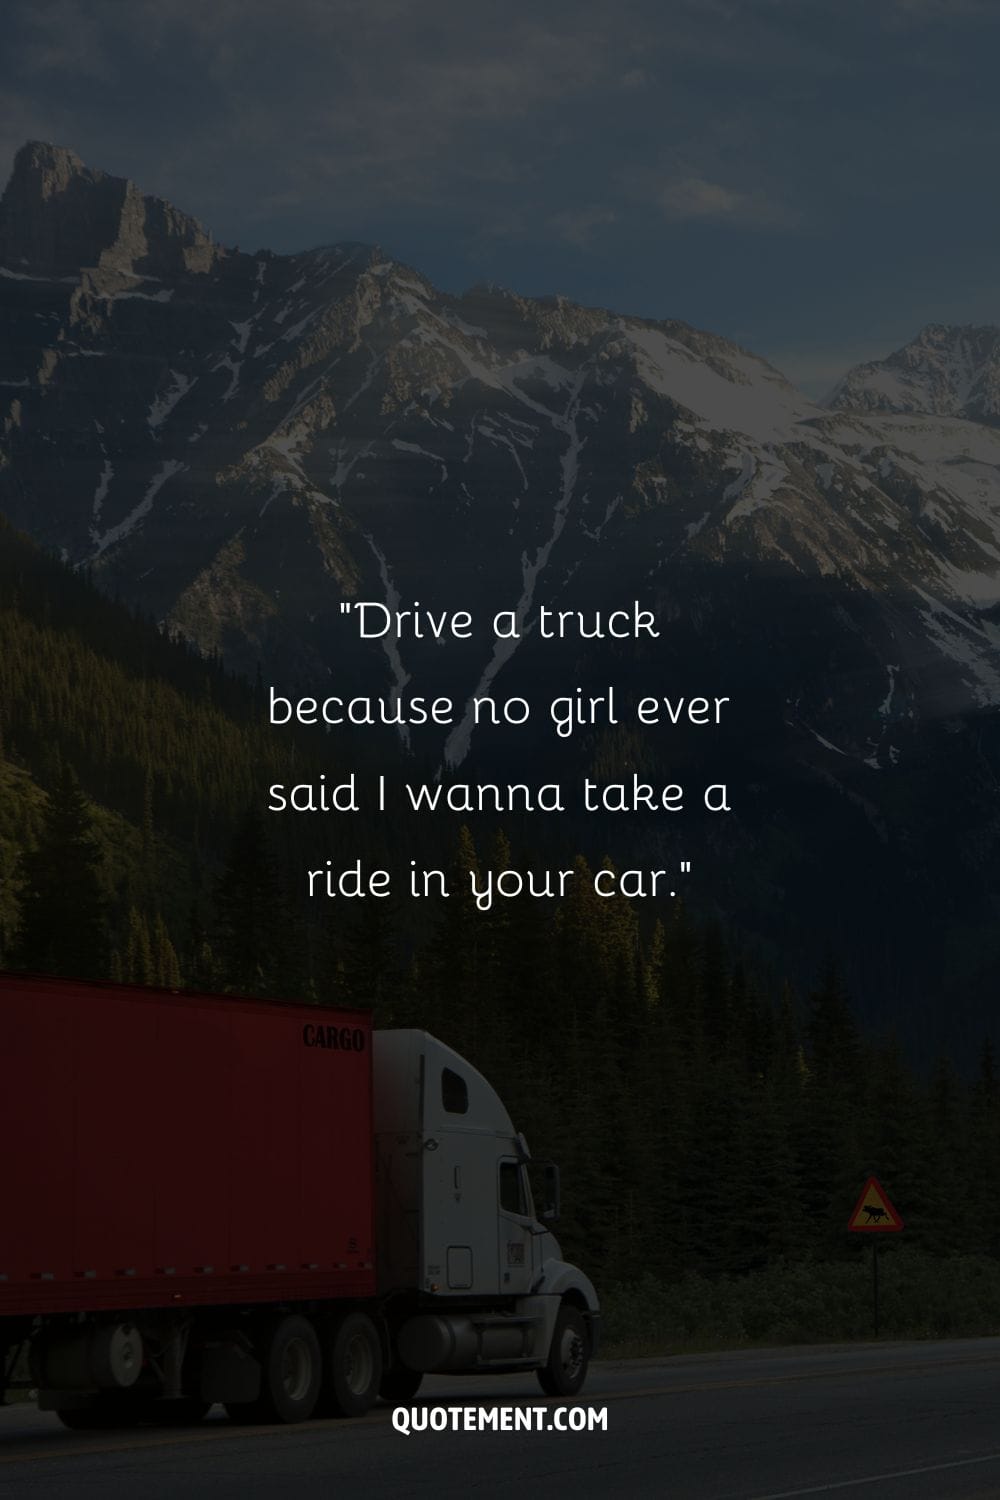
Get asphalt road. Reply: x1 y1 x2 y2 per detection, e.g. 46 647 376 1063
4 1338 1000 1498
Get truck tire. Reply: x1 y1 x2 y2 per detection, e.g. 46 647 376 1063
227 1315 321 1424
379 1364 423 1402
317 1311 383 1417
537 1305 589 1397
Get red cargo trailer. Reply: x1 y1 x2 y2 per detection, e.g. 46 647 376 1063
0 974 375 1318
0 971 600 1428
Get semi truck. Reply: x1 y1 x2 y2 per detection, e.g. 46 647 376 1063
0 973 599 1428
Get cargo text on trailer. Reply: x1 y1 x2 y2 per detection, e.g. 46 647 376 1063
0 974 599 1427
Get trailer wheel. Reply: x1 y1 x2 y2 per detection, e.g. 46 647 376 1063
379 1364 423 1402
227 1315 321 1424
537 1305 589 1397
317 1311 383 1417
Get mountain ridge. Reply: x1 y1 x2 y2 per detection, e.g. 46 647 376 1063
5 142 1000 1050
6 140 1000 756
830 323 1000 426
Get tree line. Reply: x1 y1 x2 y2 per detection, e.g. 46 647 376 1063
11 775 1000 1289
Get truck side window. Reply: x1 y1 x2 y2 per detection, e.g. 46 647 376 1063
499 1160 527 1216
441 1067 468 1114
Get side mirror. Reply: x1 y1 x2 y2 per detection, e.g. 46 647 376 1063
541 1161 561 1222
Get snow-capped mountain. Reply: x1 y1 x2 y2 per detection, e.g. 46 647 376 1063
4 140 1000 1045
830 323 1000 425
5 144 1000 739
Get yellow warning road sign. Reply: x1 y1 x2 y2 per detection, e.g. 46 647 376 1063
848 1176 904 1233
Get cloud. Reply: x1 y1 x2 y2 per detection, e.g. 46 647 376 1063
546 204 617 247
648 172 795 228
658 176 748 222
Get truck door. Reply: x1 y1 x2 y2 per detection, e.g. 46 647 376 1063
498 1158 535 1296
420 1062 499 1295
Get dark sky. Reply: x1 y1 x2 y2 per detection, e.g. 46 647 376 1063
2 0 998 394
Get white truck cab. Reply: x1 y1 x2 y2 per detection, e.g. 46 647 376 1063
373 1030 600 1396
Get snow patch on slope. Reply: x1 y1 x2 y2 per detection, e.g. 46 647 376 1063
626 326 818 443
91 460 185 557
148 370 196 430
442 373 586 768
91 460 113 523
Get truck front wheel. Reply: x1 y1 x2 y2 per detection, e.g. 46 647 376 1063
537 1305 589 1398
317 1311 383 1417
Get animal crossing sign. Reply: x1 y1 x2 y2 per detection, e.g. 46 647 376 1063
848 1176 904 1233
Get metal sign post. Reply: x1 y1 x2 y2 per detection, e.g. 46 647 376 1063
872 1239 879 1338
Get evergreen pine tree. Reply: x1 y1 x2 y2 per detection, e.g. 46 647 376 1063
124 907 155 984
16 766 107 978
213 809 305 999
152 912 182 987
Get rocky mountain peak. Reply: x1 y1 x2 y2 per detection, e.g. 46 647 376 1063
829 321 1000 424
0 140 221 279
